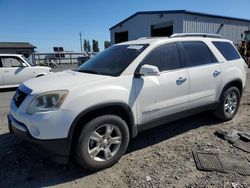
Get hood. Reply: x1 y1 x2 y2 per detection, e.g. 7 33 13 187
22 70 111 94
33 66 52 72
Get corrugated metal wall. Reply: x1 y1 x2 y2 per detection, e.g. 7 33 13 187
110 12 250 45
183 14 250 44
110 13 184 44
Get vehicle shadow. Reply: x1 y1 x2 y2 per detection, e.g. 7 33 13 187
0 112 221 187
127 112 221 153
0 132 90 187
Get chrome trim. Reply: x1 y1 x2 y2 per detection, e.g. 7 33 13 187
171 33 222 38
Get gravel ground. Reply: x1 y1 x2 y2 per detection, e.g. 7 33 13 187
0 67 250 188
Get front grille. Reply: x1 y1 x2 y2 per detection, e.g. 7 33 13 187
13 89 28 108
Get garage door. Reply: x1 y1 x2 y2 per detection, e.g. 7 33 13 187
151 22 173 37
115 31 128 44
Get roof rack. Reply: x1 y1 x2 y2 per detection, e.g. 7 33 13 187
170 33 222 38
137 37 168 40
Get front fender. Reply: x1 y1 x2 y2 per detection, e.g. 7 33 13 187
67 101 135 139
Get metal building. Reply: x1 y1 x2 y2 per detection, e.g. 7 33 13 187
109 10 250 45
0 42 36 64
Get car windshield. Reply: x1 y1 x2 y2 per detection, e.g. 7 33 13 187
77 44 148 76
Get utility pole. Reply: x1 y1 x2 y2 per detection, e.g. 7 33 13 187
79 32 83 52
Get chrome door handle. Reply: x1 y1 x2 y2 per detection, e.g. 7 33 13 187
4 71 9 73
176 77 187 85
213 70 221 77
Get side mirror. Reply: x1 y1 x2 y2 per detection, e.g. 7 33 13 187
138 64 160 77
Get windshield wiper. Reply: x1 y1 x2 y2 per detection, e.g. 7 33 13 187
78 69 99 74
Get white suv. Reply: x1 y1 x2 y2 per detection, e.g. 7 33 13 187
8 34 247 171
0 54 51 88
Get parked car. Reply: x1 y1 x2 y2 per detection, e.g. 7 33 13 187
77 56 90 67
8 34 247 171
0 54 51 88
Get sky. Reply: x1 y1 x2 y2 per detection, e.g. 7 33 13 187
0 0 249 52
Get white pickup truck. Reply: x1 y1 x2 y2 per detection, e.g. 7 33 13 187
0 54 51 88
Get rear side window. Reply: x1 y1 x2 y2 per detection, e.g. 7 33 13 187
181 41 217 67
212 41 241 61
1 57 22 67
141 43 181 72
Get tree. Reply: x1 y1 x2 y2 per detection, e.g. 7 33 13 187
83 39 91 52
95 40 99 52
83 39 88 52
87 40 91 52
104 41 111 49
92 40 99 52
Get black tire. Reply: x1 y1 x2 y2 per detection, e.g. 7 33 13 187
75 115 129 171
213 86 240 121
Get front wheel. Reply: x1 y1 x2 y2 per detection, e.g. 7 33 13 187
75 115 129 171
213 87 240 121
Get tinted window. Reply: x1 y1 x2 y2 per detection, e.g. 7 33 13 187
77 44 148 76
212 41 241 61
141 43 181 72
182 41 217 67
1 57 22 67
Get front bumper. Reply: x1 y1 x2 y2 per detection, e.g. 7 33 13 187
8 114 71 164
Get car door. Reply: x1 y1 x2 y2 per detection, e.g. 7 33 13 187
134 43 189 125
1 56 33 86
180 41 223 109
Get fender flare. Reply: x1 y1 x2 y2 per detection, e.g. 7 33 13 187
67 102 136 139
219 79 243 99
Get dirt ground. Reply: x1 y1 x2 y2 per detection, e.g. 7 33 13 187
0 68 250 188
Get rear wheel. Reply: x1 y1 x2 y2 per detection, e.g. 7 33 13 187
214 87 240 121
75 115 129 171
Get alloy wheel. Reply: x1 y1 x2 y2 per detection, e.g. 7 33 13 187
224 91 238 116
87 124 122 162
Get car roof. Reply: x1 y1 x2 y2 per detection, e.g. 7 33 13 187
0 54 23 57
115 38 160 45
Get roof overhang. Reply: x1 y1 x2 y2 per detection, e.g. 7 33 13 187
0 42 36 49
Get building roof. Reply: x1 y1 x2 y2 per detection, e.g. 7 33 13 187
0 42 36 49
110 10 250 30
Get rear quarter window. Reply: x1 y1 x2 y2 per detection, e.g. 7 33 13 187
212 41 241 61
181 41 217 67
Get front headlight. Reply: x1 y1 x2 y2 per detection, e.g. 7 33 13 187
27 90 68 114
